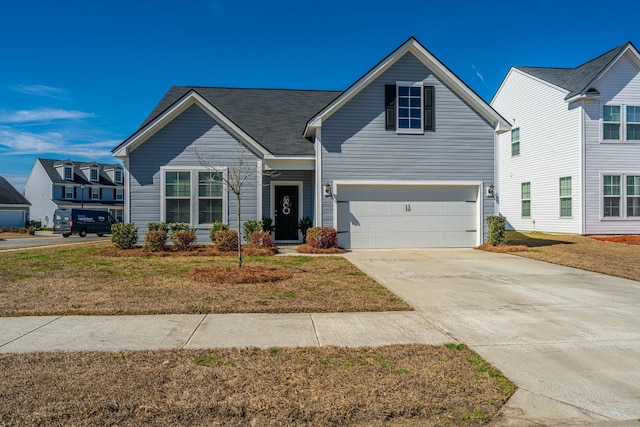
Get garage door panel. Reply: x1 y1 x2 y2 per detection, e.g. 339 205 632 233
337 185 479 249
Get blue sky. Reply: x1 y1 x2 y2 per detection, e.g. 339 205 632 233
2 0 639 191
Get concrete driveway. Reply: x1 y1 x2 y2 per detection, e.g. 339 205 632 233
344 249 640 426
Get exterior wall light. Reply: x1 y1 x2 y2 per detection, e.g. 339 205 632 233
323 183 332 197
486 184 495 198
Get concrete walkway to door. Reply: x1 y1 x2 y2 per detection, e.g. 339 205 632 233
344 249 640 426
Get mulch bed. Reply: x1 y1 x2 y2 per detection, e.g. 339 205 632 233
591 235 640 245
297 244 346 254
93 245 278 257
476 243 529 253
188 265 292 284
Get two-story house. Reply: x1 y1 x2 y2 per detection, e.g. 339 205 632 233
492 42 640 235
24 158 125 226
113 37 509 248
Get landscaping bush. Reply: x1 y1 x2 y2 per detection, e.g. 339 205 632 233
209 221 229 242
168 222 190 233
261 217 274 232
111 223 139 249
249 231 273 247
144 230 167 252
147 222 169 232
242 220 262 242
214 229 239 252
298 217 313 243
487 215 507 246
306 227 338 249
172 229 197 251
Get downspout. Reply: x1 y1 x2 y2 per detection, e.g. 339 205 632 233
256 160 263 220
314 128 322 227
124 157 130 223
580 103 586 235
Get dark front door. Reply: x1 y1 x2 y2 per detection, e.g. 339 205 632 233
274 186 299 241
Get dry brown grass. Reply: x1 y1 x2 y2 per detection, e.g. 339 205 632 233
0 344 514 426
0 244 410 316
476 243 529 253
188 265 292 284
503 231 640 282
297 244 346 254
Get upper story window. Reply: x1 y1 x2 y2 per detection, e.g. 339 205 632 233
626 106 640 140
385 82 434 134
521 182 531 218
90 168 99 182
511 128 520 156
64 166 73 180
603 106 620 140
114 170 123 183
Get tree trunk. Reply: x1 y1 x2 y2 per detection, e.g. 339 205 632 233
236 193 242 268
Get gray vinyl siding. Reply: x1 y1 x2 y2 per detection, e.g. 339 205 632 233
262 170 314 222
320 53 496 235
128 104 259 244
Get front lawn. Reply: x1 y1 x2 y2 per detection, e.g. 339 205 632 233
0 243 411 316
0 344 514 426
505 231 640 282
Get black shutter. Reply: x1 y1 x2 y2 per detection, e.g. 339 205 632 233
424 86 435 131
114 188 117 199
385 84 396 130
99 188 102 200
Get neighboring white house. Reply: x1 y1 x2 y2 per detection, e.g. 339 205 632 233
24 158 125 227
492 42 640 235
0 176 30 227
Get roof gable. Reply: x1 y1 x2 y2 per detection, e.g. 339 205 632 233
304 37 510 136
113 87 341 158
0 176 30 205
514 42 640 101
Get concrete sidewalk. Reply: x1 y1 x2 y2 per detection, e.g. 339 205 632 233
0 311 451 353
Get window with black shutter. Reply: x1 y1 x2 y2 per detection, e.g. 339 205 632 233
385 84 396 130
386 82 435 133
424 86 434 131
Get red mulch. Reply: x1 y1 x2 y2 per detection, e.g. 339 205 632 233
591 235 640 246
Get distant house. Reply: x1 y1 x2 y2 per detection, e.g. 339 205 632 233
113 37 509 248
492 42 640 234
0 176 30 227
24 158 125 227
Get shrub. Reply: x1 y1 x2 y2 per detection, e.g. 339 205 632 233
486 215 507 246
111 223 139 249
249 231 273 247
261 217 274 232
144 230 167 252
168 222 190 233
172 230 197 251
209 221 230 242
242 220 262 242
214 229 239 252
298 217 313 243
306 227 338 249
147 222 169 232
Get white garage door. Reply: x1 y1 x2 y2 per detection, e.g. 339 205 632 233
336 185 479 249
0 210 26 227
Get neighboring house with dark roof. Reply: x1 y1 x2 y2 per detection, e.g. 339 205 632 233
24 158 124 227
0 176 30 227
113 37 509 248
492 42 640 234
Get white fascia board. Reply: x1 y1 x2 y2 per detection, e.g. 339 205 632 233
263 157 315 171
112 91 270 159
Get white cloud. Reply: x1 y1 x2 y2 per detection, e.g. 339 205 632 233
0 108 94 124
12 84 67 99
470 62 487 86
0 129 117 160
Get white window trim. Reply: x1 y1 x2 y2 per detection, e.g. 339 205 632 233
64 185 74 199
396 81 424 135
160 166 228 226
90 187 100 200
115 188 124 201
90 168 99 182
511 127 520 157
64 166 74 181
521 182 531 218
114 169 123 184
601 104 640 143
559 177 572 218
600 172 640 220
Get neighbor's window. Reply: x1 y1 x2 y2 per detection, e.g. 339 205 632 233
64 166 73 180
90 168 99 182
627 175 640 217
91 187 100 200
165 171 191 223
559 177 572 217
397 83 423 132
521 182 531 217
198 171 223 224
115 188 124 201
64 186 74 199
603 175 621 217
114 170 123 183
603 105 621 140
626 106 640 140
511 127 520 156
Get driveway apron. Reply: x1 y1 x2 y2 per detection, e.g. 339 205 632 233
344 249 640 426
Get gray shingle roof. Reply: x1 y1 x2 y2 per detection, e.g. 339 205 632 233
0 176 30 205
134 87 342 156
38 158 122 186
516 43 629 100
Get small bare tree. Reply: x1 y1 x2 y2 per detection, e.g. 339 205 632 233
194 146 278 267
